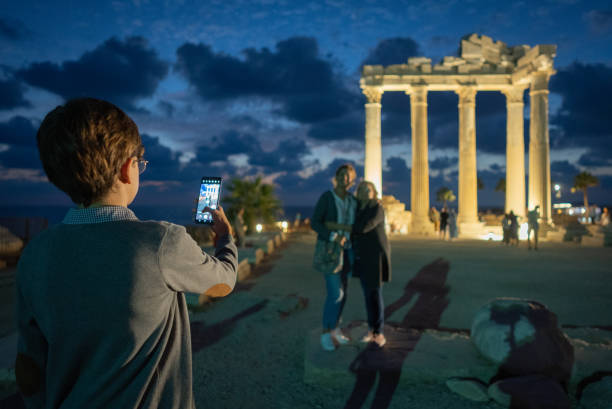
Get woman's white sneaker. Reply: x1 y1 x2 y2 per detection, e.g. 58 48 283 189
372 333 386 348
321 333 336 351
331 328 350 344
361 331 374 343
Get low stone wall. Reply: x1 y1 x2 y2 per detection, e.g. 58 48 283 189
186 231 288 307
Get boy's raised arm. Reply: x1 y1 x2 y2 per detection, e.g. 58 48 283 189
159 207 237 296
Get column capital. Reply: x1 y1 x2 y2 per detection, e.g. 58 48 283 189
501 86 526 104
407 86 428 105
455 86 477 104
362 86 383 104
529 71 552 93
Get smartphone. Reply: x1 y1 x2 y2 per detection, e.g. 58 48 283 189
194 177 222 224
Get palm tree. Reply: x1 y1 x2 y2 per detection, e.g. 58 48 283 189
225 176 282 234
572 171 599 210
495 178 506 194
436 187 456 208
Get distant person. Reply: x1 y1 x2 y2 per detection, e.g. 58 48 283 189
449 209 458 240
509 210 519 246
439 207 449 240
601 207 610 226
429 206 440 233
527 205 540 250
502 213 511 245
311 164 357 351
294 212 301 228
232 207 246 247
351 181 391 348
15 98 237 408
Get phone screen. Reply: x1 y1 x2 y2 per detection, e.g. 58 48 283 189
195 177 222 224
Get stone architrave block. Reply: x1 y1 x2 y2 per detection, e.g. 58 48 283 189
407 57 431 66
471 298 574 388
443 56 466 67
433 65 455 73
420 63 432 73
458 64 481 74
385 64 408 75
362 65 384 76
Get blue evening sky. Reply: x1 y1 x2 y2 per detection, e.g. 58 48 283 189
1 0 611 208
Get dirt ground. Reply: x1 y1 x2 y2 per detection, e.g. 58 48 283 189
1 232 611 408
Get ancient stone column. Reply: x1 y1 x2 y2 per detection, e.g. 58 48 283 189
408 86 433 234
456 86 479 228
528 71 552 223
363 87 383 197
502 86 526 218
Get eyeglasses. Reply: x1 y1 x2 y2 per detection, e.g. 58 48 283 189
137 158 148 174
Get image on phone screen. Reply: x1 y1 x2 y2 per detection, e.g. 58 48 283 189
195 177 222 224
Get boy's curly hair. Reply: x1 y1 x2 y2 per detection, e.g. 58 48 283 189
37 98 142 207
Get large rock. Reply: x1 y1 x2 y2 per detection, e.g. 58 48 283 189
471 298 574 388
0 226 23 257
488 374 571 409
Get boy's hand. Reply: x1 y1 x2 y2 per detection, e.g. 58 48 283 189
203 206 232 238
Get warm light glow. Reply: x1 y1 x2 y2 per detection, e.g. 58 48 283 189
281 221 288 230
256 224 263 233
553 203 572 209
479 231 503 241
519 223 529 240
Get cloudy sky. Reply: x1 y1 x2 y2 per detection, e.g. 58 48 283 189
1 0 611 210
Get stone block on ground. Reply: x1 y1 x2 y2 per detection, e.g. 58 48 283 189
581 234 604 247
471 298 574 388
576 375 612 409
445 378 489 402
488 374 570 409
565 327 612 390
237 259 251 281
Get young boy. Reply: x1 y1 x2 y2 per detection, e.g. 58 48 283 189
15 98 237 408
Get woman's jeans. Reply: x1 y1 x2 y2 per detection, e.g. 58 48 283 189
322 250 352 330
360 279 384 334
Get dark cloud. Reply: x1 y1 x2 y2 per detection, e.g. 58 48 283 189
0 77 30 110
274 158 362 205
583 10 612 34
551 62 612 140
192 130 311 174
307 111 363 141
0 116 41 169
362 37 420 67
0 18 29 41
550 62 612 169
18 36 169 110
157 100 175 118
578 150 612 167
430 156 458 170
175 37 359 124
551 160 580 180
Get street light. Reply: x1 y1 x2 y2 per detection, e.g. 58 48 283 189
554 183 561 199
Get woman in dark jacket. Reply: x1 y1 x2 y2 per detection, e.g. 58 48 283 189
352 181 391 347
